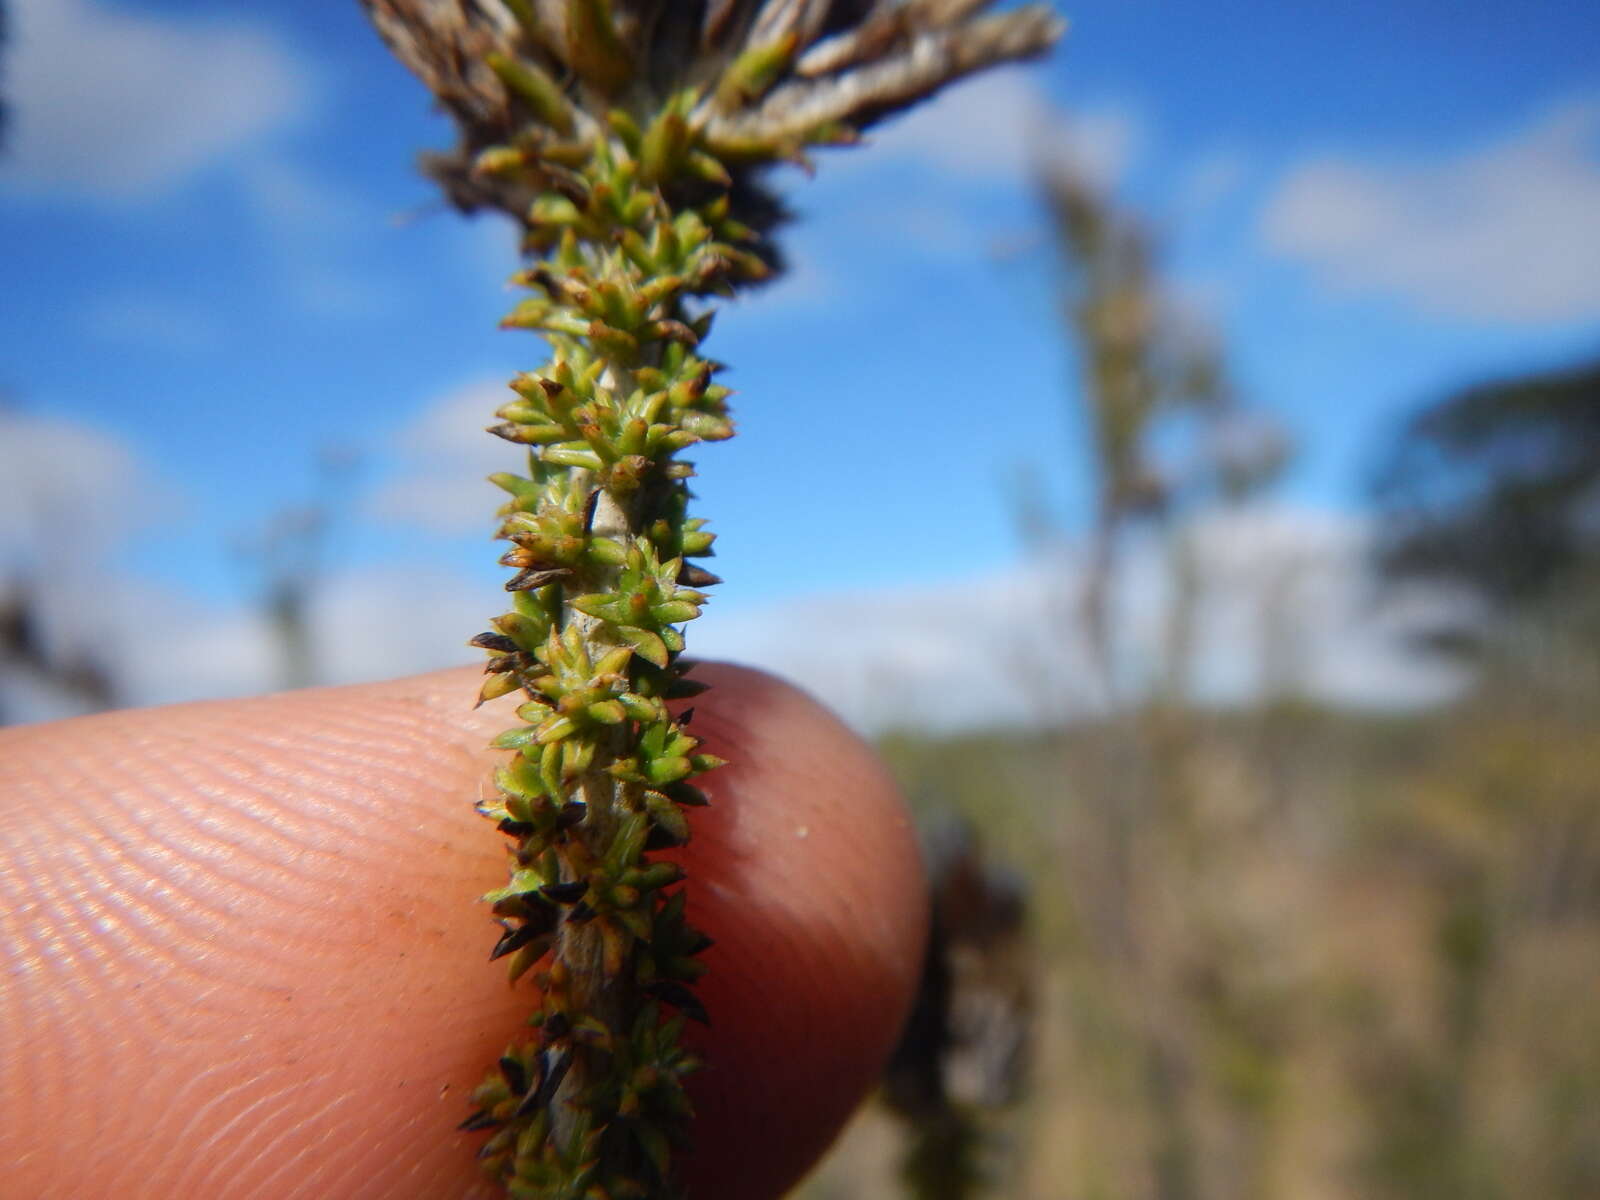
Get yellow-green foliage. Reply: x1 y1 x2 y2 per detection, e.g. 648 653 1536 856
363 2 1060 1194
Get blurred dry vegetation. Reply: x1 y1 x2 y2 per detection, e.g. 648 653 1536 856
797 164 1600 1200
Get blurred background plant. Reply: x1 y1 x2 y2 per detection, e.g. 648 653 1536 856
3 0 1599 1196
795 125 1600 1200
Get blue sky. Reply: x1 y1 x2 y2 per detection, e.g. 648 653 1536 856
2 0 1598 723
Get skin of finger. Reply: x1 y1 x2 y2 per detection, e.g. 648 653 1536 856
0 664 925 1199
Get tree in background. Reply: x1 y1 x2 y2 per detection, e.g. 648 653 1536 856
1354 351 1600 1200
233 447 360 692
816 155 1301 1200
1027 158 1293 1200
1374 352 1600 650
1036 162 1287 708
801 126 1599 1200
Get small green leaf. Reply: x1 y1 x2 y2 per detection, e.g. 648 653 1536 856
486 53 575 136
620 627 670 668
652 600 700 624
478 672 521 706
646 755 692 786
632 1119 671 1181
587 699 627 725
489 472 536 497
638 107 690 185
715 34 799 111
645 792 689 844
564 0 633 94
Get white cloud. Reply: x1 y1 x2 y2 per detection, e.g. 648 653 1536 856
6 561 485 722
0 384 1461 734
285 263 396 320
811 71 1141 271
868 67 1048 177
0 409 167 562
1262 96 1600 323
5 550 484 721
83 291 221 353
98 582 280 708
696 567 1081 733
1 462 1464 733
866 68 1140 191
2 0 307 201
695 505 1465 733
1041 105 1143 193
1167 507 1461 708
1180 148 1248 223
308 566 486 685
723 252 835 319
236 156 402 320
107 565 484 708
367 377 529 535
240 156 370 235
0 410 178 719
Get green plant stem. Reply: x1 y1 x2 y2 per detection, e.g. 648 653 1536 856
457 131 746 1197
360 3 1063 1195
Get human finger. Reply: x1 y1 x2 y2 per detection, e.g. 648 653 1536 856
0 663 924 1199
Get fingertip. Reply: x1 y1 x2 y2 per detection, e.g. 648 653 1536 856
669 664 927 1198
0 662 925 1199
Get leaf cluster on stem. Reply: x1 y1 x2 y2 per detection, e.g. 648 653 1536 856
361 2 1061 1195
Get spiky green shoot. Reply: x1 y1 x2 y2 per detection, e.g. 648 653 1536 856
362 1 1061 1194
459 127 747 1198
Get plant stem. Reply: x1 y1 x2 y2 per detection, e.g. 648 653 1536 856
361 3 1064 1194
